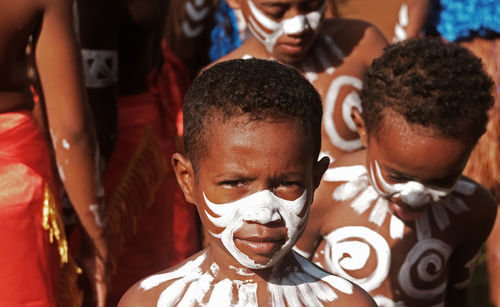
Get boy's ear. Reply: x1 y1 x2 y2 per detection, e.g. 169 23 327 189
313 156 330 190
225 0 241 10
172 153 196 204
351 107 368 147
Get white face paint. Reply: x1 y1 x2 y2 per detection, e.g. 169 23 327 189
246 0 326 53
204 190 308 269
369 160 455 209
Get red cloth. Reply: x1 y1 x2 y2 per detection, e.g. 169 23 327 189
0 111 60 307
105 44 200 306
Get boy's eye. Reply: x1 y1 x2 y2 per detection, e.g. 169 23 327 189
387 174 413 184
219 180 246 187
259 3 289 19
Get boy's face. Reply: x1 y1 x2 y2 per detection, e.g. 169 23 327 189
228 0 327 63
360 111 471 222
173 115 327 269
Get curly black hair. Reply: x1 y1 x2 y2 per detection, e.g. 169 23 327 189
183 58 323 168
361 37 494 145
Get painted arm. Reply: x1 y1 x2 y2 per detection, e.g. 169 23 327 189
487 207 500 307
76 0 119 163
445 186 497 306
35 0 107 305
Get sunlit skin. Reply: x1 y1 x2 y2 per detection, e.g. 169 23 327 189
119 115 379 306
216 0 388 161
296 109 497 306
183 116 325 276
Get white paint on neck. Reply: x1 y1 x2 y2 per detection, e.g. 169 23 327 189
229 265 254 277
204 190 308 269
247 0 326 53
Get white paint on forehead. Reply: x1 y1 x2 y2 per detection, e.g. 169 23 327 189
62 139 70 150
247 0 326 53
322 226 390 292
323 76 363 151
398 239 452 299
204 190 308 269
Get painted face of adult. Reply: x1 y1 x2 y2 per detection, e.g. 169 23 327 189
230 0 327 63
190 115 325 269
364 111 471 221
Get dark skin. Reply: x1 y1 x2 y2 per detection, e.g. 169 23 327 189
0 0 107 305
119 115 376 306
296 109 498 306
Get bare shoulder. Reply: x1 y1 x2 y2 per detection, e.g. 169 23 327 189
459 176 497 229
118 267 177 307
324 280 377 307
321 18 387 64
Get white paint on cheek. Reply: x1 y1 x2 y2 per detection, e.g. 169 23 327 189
323 226 391 292
62 139 70 150
89 204 104 228
323 76 363 152
398 239 452 299
204 190 308 269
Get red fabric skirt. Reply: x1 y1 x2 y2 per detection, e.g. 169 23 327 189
0 111 60 307
105 44 200 305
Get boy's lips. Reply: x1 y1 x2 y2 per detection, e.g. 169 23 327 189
234 234 287 255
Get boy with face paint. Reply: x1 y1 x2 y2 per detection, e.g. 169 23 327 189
214 0 387 163
295 37 498 307
119 59 376 306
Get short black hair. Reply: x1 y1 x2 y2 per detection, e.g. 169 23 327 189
361 37 494 145
183 58 323 168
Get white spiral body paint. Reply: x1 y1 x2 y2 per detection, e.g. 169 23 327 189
81 49 118 88
204 190 308 269
398 239 452 299
369 160 456 209
322 226 391 292
323 76 363 152
140 250 354 306
246 0 326 53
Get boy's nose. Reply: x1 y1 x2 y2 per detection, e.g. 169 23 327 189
282 15 307 35
244 207 282 224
